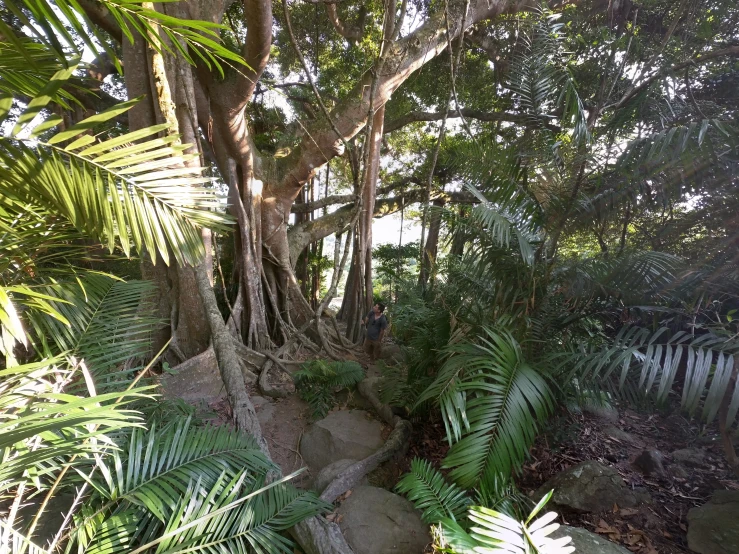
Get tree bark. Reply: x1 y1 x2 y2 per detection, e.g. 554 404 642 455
419 198 445 286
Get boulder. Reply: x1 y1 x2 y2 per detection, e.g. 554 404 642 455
300 410 385 471
633 450 666 477
379 343 403 365
582 402 619 423
687 490 739 554
550 526 631 554
537 461 649 513
603 425 639 445
313 459 367 494
251 396 275 427
672 447 706 467
337 486 429 554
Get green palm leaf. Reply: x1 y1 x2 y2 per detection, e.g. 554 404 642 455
24 275 158 388
417 328 553 488
438 492 574 554
0 93 231 267
396 458 470 523
1 0 245 76
0 358 145 493
86 417 275 523
557 325 739 424
142 471 329 554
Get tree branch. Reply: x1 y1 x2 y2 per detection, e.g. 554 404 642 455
384 108 560 133
278 0 535 193
606 45 739 112
325 3 367 43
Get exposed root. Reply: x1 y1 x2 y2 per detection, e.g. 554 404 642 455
318 376 412 503
259 352 296 399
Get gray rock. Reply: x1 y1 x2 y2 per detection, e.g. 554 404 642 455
603 425 638 444
551 526 631 554
688 490 739 554
379 344 403 365
582 402 619 423
633 450 666 477
251 396 275 427
313 459 367 493
673 447 706 467
537 460 649 513
300 410 384 471
671 464 690 479
337 486 429 554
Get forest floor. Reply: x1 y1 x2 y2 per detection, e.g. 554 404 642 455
517 406 738 554
399 401 739 554
160 343 738 554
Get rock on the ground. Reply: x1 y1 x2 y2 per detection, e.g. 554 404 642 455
379 343 403 365
687 490 739 554
582 402 619 423
251 395 275 427
550 526 631 554
672 447 706 467
537 460 650 513
633 449 666 477
337 486 429 554
313 459 367 493
603 425 639 444
300 410 384 471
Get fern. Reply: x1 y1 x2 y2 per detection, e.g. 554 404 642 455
294 360 364 419
396 458 470 524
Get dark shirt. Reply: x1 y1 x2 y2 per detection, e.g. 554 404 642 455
365 311 388 341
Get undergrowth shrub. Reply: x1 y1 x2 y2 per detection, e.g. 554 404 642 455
294 359 365 419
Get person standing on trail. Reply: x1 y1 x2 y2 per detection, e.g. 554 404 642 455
363 302 388 363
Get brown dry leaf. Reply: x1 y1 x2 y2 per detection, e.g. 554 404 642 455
613 503 619 513
624 533 644 545
595 519 620 536
335 514 344 524
619 508 639 517
325 513 337 522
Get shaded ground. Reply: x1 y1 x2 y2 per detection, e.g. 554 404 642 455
519 406 738 554
160 342 739 554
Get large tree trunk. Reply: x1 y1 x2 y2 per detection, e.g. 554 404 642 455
339 106 385 342
419 198 445 286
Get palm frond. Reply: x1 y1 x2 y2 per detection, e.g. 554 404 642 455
0 358 145 493
396 458 470 524
0 91 231 267
615 119 735 181
294 360 365 419
507 7 590 150
119 471 329 554
437 492 574 554
416 328 553 488
0 520 51 554
1 0 245 76
85 417 274 523
24 275 158 389
556 325 739 424
554 250 683 306
0 39 80 107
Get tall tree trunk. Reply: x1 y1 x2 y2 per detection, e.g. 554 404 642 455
363 105 385 307
339 106 385 341
450 204 469 258
419 198 445 286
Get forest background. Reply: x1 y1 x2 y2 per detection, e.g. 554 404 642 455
2 0 739 552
